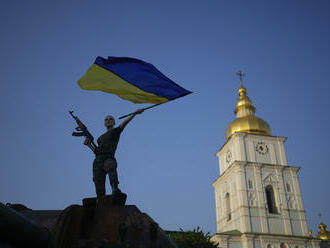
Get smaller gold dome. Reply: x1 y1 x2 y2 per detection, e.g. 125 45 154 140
317 222 330 240
226 82 271 140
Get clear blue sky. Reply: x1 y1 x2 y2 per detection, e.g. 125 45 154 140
0 0 329 235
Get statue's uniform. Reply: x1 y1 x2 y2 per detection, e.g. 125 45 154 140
93 127 122 197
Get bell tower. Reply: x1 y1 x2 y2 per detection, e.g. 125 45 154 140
211 73 320 248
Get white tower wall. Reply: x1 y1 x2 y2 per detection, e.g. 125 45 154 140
212 132 317 247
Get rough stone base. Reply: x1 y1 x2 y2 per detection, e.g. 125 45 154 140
51 194 177 248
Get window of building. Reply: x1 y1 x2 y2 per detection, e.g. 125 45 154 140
248 179 253 189
286 183 291 192
280 243 287 248
225 193 231 221
265 185 278 214
267 244 272 248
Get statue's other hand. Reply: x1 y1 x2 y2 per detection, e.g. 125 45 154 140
84 138 91 146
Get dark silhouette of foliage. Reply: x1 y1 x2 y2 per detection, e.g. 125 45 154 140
169 226 218 248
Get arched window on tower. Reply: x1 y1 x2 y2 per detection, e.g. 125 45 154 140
286 183 291 192
280 243 287 248
225 193 231 221
265 185 278 214
248 179 253 189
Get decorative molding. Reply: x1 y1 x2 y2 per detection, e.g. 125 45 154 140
248 191 256 206
263 173 278 185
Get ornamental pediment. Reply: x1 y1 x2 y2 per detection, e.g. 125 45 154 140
263 173 278 183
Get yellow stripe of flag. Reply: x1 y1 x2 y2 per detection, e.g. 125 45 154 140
78 64 169 104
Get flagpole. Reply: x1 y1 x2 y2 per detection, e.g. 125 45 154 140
118 103 162 119
118 92 192 119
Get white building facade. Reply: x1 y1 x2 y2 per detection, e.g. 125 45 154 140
211 77 321 248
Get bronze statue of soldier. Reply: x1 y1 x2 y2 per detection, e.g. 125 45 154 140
84 109 144 198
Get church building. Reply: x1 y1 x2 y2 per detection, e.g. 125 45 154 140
211 73 329 248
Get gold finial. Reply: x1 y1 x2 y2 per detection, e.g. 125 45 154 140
236 71 245 88
225 72 272 140
309 229 313 237
317 213 330 240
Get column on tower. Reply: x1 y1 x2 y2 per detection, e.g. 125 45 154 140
235 163 251 233
278 166 294 235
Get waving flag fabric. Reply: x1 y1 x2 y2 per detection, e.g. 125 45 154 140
77 56 192 104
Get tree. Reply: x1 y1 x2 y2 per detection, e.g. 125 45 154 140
168 227 218 248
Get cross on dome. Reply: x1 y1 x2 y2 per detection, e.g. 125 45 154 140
236 71 245 88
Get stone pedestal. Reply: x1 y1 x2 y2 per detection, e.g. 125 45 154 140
51 194 177 248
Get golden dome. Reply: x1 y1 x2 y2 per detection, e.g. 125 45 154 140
226 78 271 140
317 222 330 240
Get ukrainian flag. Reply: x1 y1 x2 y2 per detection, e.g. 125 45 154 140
78 56 192 104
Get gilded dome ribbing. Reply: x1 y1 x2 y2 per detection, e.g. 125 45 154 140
317 222 330 240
